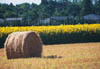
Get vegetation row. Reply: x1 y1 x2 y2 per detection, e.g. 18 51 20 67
0 24 100 48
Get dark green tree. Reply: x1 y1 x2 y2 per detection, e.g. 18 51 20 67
94 0 100 15
41 0 48 4
81 0 93 15
66 4 80 16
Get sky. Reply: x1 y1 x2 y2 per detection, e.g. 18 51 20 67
0 0 41 5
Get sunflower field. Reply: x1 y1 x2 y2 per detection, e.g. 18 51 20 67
0 24 100 48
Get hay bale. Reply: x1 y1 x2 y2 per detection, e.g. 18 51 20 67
4 31 43 59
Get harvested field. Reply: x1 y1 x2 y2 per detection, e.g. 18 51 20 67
0 42 100 69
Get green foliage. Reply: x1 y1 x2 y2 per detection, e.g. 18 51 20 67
80 0 93 15
0 0 100 26
94 0 100 15
0 33 8 48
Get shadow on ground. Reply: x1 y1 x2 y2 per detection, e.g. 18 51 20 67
43 55 62 59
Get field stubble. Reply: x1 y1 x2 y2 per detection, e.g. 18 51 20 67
0 42 100 69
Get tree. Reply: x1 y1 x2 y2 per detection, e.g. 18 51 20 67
0 4 4 18
8 3 16 12
53 8 61 16
94 0 100 15
4 11 17 18
65 4 80 16
81 0 93 15
41 0 48 4
73 0 78 4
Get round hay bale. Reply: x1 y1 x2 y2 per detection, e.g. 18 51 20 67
4 31 43 59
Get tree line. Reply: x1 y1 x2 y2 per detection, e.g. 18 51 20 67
0 0 100 26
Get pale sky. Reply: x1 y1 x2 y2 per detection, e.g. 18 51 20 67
0 0 41 5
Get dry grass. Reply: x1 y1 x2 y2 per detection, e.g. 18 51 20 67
0 42 100 69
